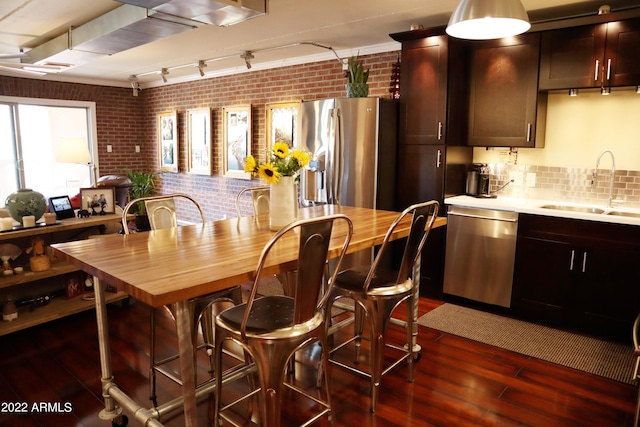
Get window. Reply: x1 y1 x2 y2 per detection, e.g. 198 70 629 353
0 96 98 204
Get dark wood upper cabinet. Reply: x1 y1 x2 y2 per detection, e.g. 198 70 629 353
539 18 640 89
397 35 448 145
467 33 546 148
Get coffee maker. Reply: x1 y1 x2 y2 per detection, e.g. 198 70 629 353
465 163 494 198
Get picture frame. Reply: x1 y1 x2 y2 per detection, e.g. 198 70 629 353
158 110 178 172
65 272 83 299
266 101 300 150
222 105 251 180
187 107 212 175
79 187 115 215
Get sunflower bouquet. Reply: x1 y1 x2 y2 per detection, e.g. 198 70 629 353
244 141 311 184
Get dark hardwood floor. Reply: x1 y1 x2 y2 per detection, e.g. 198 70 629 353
0 296 636 427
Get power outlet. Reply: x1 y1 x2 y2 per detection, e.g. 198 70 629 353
135 145 141 153
106 145 112 153
526 172 536 187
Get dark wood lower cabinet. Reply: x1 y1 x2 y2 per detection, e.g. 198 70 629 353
512 214 640 341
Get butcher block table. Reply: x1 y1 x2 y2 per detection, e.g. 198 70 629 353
52 204 446 427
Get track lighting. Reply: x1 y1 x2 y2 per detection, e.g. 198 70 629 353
240 51 254 69
129 76 140 97
161 68 169 83
198 60 206 77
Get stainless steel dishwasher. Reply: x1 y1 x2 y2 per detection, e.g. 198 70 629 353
443 205 518 308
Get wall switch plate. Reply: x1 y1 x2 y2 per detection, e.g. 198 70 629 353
135 145 140 153
106 145 112 153
526 172 536 187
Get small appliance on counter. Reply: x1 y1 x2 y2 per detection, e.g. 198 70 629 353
465 163 495 198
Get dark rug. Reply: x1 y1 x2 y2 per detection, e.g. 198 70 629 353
418 303 637 385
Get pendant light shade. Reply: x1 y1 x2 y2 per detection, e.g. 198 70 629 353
446 0 531 40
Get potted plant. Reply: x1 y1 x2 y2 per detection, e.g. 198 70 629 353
345 54 370 98
126 170 156 230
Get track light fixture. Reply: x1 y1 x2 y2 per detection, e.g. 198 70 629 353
129 76 140 97
127 42 343 95
240 51 254 69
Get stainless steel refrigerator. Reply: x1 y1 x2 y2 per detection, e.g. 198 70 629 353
299 97 397 211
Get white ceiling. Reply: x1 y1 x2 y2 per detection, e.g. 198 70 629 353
0 0 634 88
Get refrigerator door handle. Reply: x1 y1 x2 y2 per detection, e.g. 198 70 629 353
329 107 343 205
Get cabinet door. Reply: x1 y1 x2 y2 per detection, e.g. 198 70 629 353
399 35 447 145
512 236 574 325
605 19 640 86
539 24 607 89
396 144 444 208
467 33 543 147
578 245 640 340
396 144 446 296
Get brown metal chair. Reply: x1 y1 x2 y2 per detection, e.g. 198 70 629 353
213 214 353 427
325 200 439 413
122 193 241 407
633 313 640 427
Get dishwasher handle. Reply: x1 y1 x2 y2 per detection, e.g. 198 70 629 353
448 211 518 223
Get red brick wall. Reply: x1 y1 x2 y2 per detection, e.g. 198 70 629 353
0 51 399 220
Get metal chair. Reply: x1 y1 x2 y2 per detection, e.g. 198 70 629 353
325 200 439 413
122 193 241 407
235 186 270 218
633 313 640 427
213 214 353 427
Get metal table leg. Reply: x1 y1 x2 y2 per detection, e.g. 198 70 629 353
172 300 198 427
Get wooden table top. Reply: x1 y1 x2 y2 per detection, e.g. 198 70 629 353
52 205 446 308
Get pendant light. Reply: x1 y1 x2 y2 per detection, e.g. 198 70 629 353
446 0 531 40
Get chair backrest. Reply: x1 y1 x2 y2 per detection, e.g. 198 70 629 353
633 313 640 381
235 186 270 217
240 214 353 336
121 193 206 234
364 200 439 291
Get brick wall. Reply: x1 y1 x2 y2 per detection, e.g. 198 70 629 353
0 51 399 220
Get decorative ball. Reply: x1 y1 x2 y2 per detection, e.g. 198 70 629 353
4 189 47 225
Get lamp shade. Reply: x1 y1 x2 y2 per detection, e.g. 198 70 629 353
446 0 531 40
56 137 91 164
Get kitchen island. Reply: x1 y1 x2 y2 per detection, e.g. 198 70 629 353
444 195 640 341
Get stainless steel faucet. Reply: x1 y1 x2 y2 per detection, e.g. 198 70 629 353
592 149 616 208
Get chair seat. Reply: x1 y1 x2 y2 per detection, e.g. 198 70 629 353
335 266 413 296
219 295 294 332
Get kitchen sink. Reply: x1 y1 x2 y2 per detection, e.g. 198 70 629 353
540 204 605 214
606 211 640 218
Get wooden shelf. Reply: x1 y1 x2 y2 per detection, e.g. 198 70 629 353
0 261 79 290
0 290 128 336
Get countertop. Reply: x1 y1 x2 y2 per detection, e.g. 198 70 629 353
444 195 640 227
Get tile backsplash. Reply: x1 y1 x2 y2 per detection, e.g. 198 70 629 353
489 164 640 209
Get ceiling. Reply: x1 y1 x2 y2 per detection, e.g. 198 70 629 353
0 0 637 88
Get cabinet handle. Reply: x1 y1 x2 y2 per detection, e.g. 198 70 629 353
436 149 442 168
582 252 587 273
438 121 443 140
526 123 532 142
569 250 575 271
594 59 599 82
606 58 611 81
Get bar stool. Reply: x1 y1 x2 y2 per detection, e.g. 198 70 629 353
213 214 353 427
122 193 241 407
325 200 439 412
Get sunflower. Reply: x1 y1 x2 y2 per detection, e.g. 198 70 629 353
273 142 289 159
292 150 310 168
244 155 257 174
258 163 281 184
